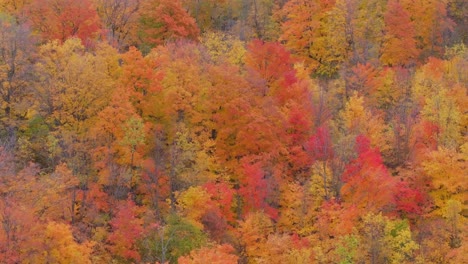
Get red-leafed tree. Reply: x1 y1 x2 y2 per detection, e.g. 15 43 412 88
341 135 425 217
107 198 144 262
393 181 425 218
76 182 111 224
200 181 236 240
282 79 316 178
281 102 315 181
239 161 278 220
244 39 315 182
139 157 171 218
0 197 40 263
203 181 235 223
341 135 397 213
27 0 102 43
307 126 334 162
245 39 297 96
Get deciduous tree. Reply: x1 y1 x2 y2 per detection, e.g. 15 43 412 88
107 198 144 262
95 0 141 50
139 0 199 48
0 15 35 135
380 0 419 66
28 0 102 43
178 243 238 264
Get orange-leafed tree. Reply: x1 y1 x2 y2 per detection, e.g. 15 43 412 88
211 61 283 180
27 0 102 44
120 46 163 118
38 221 93 263
178 243 238 264
380 0 419 66
236 211 274 262
0 147 90 263
278 0 349 77
277 181 318 235
421 147 467 216
401 0 454 58
346 63 381 98
91 90 141 188
316 199 359 239
277 0 326 69
36 163 80 222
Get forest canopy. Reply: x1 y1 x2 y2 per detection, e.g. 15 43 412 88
0 0 466 263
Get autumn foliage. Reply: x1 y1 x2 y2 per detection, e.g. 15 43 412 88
0 0 466 263
27 0 102 43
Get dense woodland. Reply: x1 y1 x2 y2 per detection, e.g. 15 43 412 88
0 0 466 263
